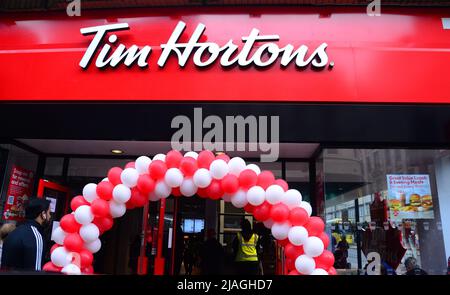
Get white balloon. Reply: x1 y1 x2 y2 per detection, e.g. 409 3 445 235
51 247 72 267
288 226 309 246
153 153 166 162
51 226 66 245
265 185 284 205
164 168 184 188
193 168 212 188
283 189 303 209
148 192 160 202
154 181 171 198
311 268 329 275
209 159 229 180
74 205 94 225
120 168 139 188
79 223 100 243
263 218 274 229
303 236 325 257
222 193 232 202
61 263 81 275
184 151 198 159
135 156 152 174
300 201 312 216
295 255 316 275
84 239 101 254
228 157 246 176
271 222 291 240
180 178 197 197
230 190 248 208
246 186 266 206
82 183 98 203
246 164 261 175
109 200 126 218
102 178 109 182
112 184 131 203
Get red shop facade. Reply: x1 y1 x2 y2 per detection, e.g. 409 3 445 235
1 4 450 275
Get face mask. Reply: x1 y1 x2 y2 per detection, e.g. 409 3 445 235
41 212 52 227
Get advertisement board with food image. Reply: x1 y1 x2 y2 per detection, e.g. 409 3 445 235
386 174 434 221
2 165 34 221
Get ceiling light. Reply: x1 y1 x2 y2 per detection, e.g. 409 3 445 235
111 149 124 154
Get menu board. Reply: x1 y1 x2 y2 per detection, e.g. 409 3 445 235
2 165 34 221
386 174 434 221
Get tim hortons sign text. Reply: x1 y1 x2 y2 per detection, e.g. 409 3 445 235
79 21 331 69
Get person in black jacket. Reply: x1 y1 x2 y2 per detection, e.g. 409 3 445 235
1 198 52 272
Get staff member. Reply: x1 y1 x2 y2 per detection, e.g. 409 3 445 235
1 198 51 271
233 219 261 275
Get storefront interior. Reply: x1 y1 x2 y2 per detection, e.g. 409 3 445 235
1 102 450 275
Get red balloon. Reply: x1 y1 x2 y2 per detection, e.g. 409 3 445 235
315 250 335 270
289 207 309 226
286 258 295 271
107 167 123 185
197 187 208 198
305 217 325 236
172 187 182 197
93 216 113 233
244 203 255 213
64 233 84 252
50 243 61 254
148 160 167 180
270 203 290 223
125 161 135 169
274 179 289 192
206 179 223 200
60 214 81 233
126 200 136 210
253 202 271 221
43 262 62 273
277 239 289 247
79 249 94 268
197 150 215 169
284 243 304 259
238 169 258 189
82 265 94 274
216 154 230 163
318 232 330 249
257 171 275 190
328 267 337 275
179 157 198 176
137 174 155 194
96 181 114 201
166 150 183 168
288 270 301 275
91 199 110 218
70 195 89 211
221 174 239 194
128 188 147 208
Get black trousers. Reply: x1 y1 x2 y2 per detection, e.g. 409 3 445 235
235 261 260 275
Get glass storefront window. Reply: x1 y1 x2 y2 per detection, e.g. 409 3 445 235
323 149 449 275
44 157 64 176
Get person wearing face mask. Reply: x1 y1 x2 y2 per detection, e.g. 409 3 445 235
0 198 52 272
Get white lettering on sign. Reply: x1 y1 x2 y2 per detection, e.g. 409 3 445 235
79 21 331 70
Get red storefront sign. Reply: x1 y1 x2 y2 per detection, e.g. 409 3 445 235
2 165 34 221
0 7 450 102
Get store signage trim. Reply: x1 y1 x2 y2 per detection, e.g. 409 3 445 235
79 21 331 70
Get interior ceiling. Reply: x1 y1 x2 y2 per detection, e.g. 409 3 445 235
16 139 319 158
1 0 450 11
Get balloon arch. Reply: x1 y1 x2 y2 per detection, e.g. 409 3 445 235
45 150 336 275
